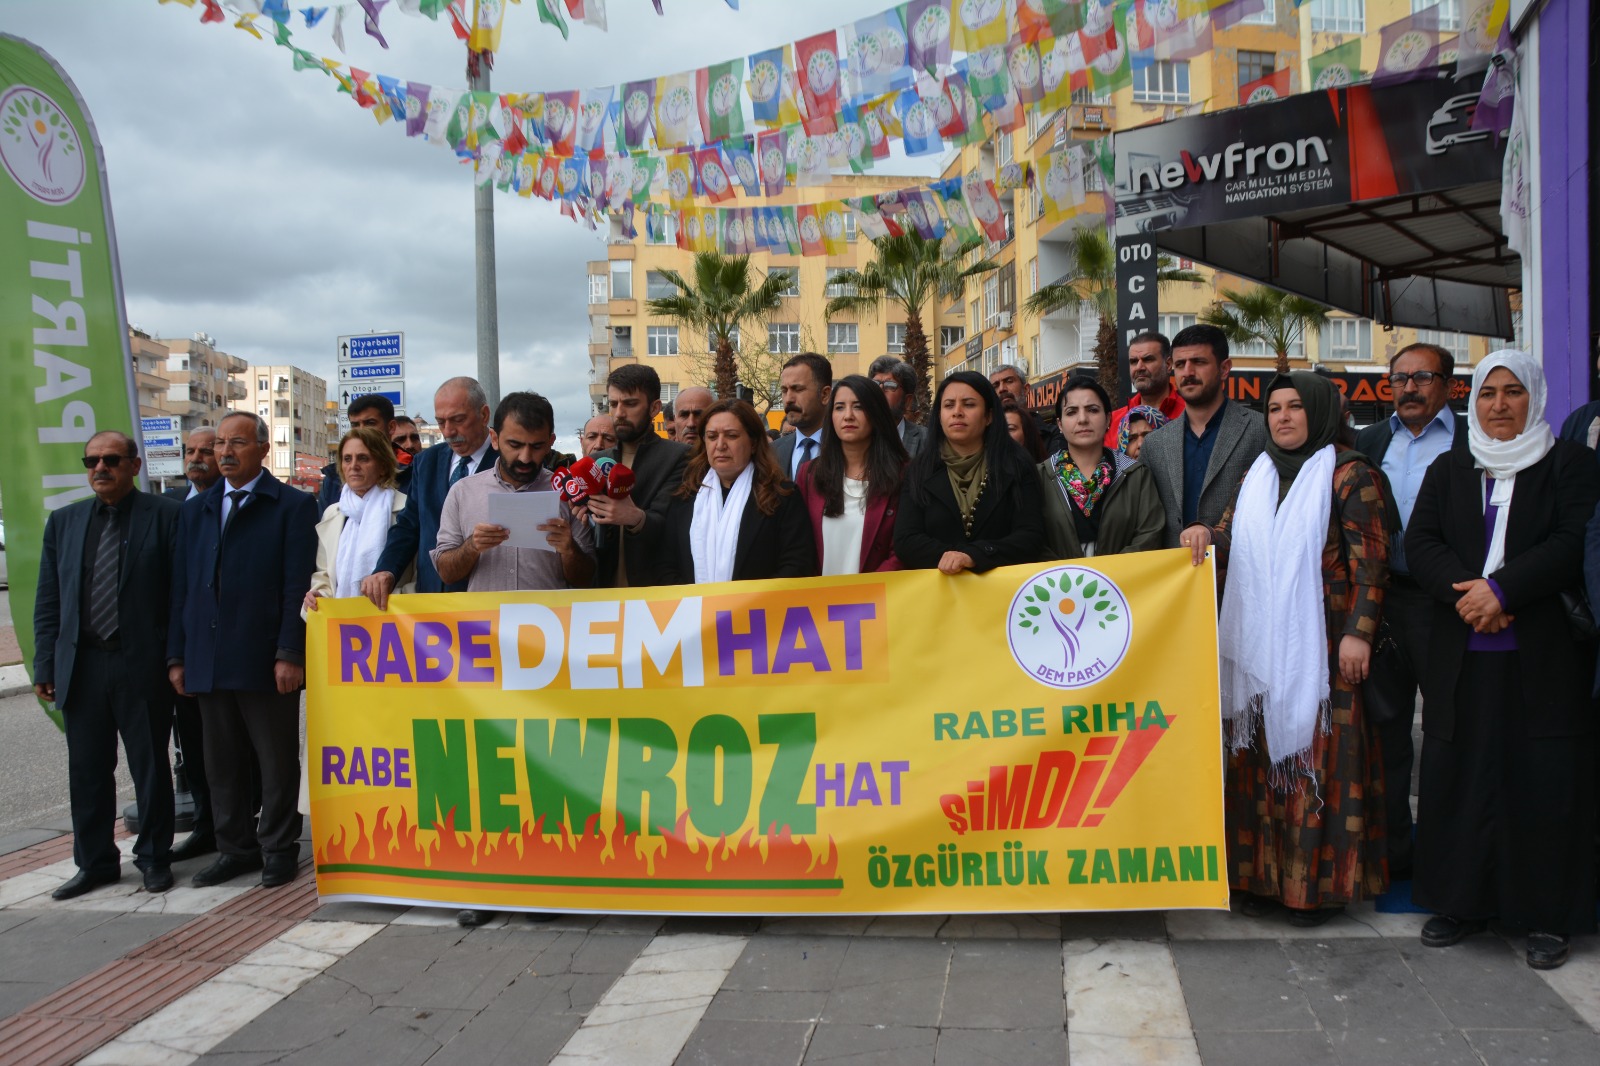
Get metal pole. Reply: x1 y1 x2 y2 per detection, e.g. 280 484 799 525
469 60 501 406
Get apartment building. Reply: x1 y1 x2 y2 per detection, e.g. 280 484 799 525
150 332 250 432
231 365 329 489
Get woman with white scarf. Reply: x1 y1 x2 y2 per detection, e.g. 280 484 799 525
1185 372 1391 927
659 399 815 585
303 427 414 615
1405 350 1599 971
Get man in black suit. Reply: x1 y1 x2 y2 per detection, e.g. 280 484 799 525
34 431 180 898
1354 341 1467 879
364 377 496 608
868 355 929 457
162 427 222 860
772 353 833 480
169 411 318 889
585 364 688 588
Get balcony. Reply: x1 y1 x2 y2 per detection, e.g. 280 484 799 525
1056 103 1115 143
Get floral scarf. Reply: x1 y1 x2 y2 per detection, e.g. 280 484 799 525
1054 450 1113 517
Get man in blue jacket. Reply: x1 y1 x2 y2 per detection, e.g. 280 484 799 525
363 376 495 607
168 411 318 889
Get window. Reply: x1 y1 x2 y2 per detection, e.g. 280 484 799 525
274 448 290 470
645 270 677 300
768 322 801 353
660 383 680 404
982 344 999 373
1310 0 1364 33
1133 61 1190 104
588 274 609 305
843 213 857 242
646 213 679 245
1159 314 1197 340
1414 0 1460 31
274 425 291 445
1220 305 1305 360
983 276 1000 326
610 260 632 299
941 326 965 351
996 133 1013 167
970 300 982 336
1324 318 1373 361
257 377 268 392
1027 257 1038 297
1237 0 1276 24
646 325 679 355
773 269 799 297
706 326 741 352
827 323 859 354
1030 337 1040 377
1071 86 1111 105
1026 108 1041 143
825 267 857 298
1415 328 1470 362
887 324 907 354
1237 51 1276 91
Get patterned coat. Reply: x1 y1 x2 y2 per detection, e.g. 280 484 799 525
1211 451 1391 906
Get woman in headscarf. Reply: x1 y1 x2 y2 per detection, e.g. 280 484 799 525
798 375 909 575
895 371 1044 573
1117 404 1169 460
659 398 816 584
1183 372 1391 926
1037 376 1164 560
303 426 412 615
1405 350 1599 971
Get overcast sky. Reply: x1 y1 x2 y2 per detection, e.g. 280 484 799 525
5 0 935 448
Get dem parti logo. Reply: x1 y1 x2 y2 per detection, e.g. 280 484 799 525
1007 565 1131 688
0 86 86 205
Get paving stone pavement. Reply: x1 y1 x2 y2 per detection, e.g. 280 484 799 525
1 826 1597 1065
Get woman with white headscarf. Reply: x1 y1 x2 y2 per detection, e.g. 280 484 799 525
1406 350 1600 971
1184 372 1391 926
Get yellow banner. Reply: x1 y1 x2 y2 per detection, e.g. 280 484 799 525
307 550 1226 914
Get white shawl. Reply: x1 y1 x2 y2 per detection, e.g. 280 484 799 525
1467 349 1553 575
333 484 394 598
690 464 753 584
1217 446 1336 773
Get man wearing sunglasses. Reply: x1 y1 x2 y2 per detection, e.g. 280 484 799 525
1354 342 1468 882
33 432 182 899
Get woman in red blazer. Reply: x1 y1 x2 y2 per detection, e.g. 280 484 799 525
798 374 910 574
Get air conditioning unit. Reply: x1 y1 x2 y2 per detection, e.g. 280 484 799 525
996 312 1013 330
614 326 631 338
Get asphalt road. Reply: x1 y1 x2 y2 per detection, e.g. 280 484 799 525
0 689 133 841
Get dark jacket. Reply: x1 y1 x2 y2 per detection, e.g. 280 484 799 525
168 472 319 694
796 460 903 573
1406 440 1600 738
1036 449 1165 560
375 441 495 593
163 483 192 502
657 484 817 584
592 431 689 587
894 461 1045 571
1354 411 1469 469
34 490 181 711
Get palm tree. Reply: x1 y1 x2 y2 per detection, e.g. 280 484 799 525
1201 285 1330 374
823 232 999 416
646 252 791 399
1021 228 1203 394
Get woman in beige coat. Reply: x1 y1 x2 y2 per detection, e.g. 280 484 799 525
303 426 414 616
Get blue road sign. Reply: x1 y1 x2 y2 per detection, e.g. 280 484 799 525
341 361 403 381
338 332 403 361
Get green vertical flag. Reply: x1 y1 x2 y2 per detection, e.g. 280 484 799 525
535 0 570 41
1309 37 1365 90
703 58 746 142
0 35 144 729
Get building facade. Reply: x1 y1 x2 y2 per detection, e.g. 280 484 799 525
150 332 250 433
231 365 330 489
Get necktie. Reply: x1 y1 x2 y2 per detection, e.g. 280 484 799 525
87 505 121 641
798 437 816 476
222 489 249 538
450 455 471 486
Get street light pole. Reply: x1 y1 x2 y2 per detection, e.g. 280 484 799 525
468 58 501 407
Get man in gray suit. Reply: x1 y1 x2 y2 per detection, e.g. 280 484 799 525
1139 323 1267 548
868 355 928 457
34 431 181 898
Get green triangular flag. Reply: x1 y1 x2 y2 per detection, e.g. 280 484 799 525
535 0 570 42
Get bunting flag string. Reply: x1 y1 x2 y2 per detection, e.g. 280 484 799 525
159 0 1514 250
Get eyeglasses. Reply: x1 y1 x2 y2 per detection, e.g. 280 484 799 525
876 381 903 392
393 434 422 445
81 454 132 469
1389 372 1441 388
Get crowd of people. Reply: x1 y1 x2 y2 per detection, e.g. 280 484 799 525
29 325 1600 969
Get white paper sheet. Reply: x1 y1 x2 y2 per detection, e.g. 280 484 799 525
486 490 563 552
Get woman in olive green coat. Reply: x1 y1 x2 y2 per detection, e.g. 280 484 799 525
1037 376 1165 559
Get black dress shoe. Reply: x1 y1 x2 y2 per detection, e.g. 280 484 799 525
260 855 299 888
170 832 217 862
52 869 120 900
1288 906 1345 928
192 853 264 888
143 867 175 893
1421 915 1488 947
457 909 496 927
1526 932 1571 970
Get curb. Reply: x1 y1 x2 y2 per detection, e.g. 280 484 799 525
0 663 31 699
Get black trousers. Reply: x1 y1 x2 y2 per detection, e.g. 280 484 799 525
64 645 174 875
1363 578 1430 868
171 692 212 837
197 689 302 860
